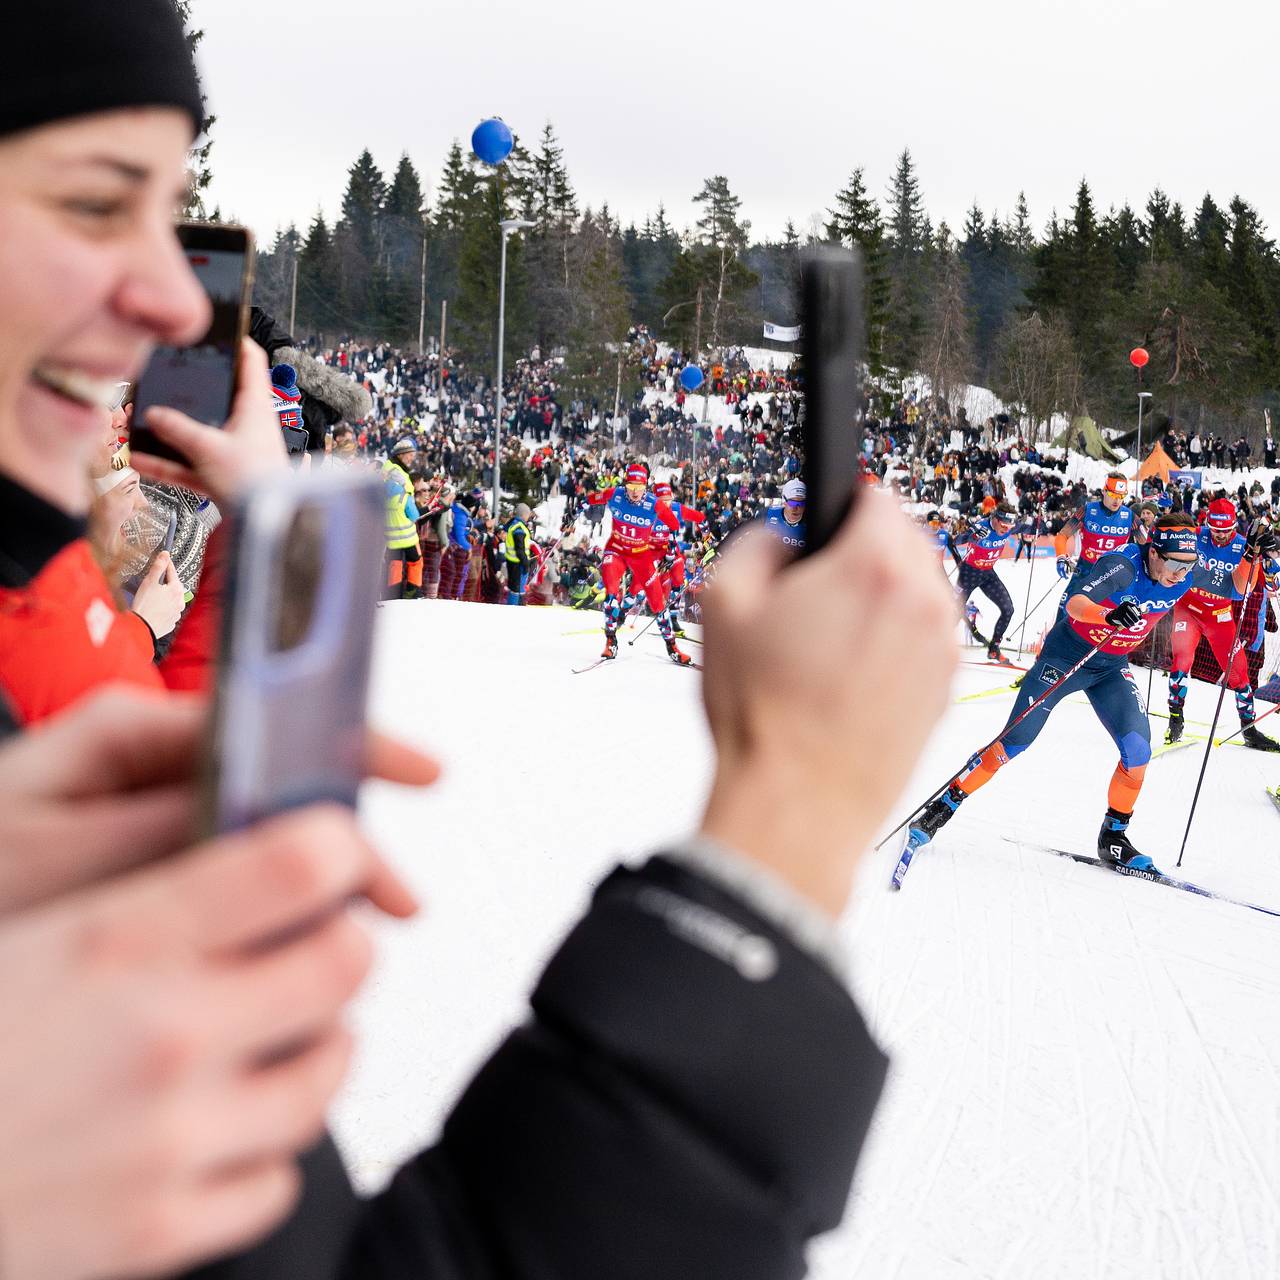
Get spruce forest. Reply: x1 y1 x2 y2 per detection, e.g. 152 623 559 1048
252 126 1280 440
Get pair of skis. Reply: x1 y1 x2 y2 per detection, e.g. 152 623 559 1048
572 645 702 675
889 829 1280 920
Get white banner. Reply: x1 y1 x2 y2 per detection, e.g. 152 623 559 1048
763 321 801 343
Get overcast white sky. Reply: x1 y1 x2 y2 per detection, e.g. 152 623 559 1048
197 0 1279 249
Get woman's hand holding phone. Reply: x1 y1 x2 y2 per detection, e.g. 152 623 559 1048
130 339 288 507
130 551 185 640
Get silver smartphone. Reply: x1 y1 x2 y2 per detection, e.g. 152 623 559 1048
202 467 386 835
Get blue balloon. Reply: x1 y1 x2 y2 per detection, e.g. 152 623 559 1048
471 118 514 166
680 365 704 392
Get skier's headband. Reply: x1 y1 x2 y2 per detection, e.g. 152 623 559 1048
1103 475 1128 497
1149 525 1198 559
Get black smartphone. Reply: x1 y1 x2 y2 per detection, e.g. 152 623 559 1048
131 221 255 462
799 245 866 557
200 468 386 836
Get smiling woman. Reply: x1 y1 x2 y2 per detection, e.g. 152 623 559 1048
0 1 293 728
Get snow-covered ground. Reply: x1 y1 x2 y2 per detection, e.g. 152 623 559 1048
338 561 1280 1277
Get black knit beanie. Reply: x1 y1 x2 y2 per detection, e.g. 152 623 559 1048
1 0 204 140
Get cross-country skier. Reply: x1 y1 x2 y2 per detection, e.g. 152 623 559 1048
950 502 1018 663
924 510 950 565
1054 472 1134 596
1165 497 1280 750
651 480 706 637
586 462 688 664
762 478 807 550
908 512 1201 873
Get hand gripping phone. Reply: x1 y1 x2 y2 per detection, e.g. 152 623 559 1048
799 245 866 557
201 468 385 835
132 221 256 461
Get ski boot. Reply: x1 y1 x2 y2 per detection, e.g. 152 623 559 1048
1241 722 1280 752
1165 709 1184 744
987 642 1008 665
665 635 692 666
668 610 686 639
601 630 618 660
1098 808 1158 873
907 783 966 850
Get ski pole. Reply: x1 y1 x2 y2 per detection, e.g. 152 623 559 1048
1010 515 1041 654
1213 694 1280 748
627 558 679 645
613 562 663 640
1176 564 1262 868
876 630 1116 852
629 609 662 645
1010 576 1066 647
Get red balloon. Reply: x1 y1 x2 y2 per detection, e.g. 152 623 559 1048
1129 347 1150 369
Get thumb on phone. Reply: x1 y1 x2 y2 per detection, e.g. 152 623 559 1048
142 552 168 586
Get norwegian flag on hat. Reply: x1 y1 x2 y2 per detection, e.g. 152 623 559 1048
269 363 304 433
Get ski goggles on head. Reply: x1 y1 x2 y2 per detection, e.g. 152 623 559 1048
1103 476 1129 498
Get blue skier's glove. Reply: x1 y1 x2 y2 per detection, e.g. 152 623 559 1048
1056 555 1075 580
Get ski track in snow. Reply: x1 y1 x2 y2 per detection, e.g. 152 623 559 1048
336 558 1280 1278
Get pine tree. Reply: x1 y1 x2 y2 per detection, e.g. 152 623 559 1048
173 1 216 217
566 211 636 408
333 149 387 333
529 122 578 228
382 154 428 344
454 170 531 362
959 205 992 378
1225 196 1278 387
297 212 340 340
1191 194 1230 282
255 224 301 329
826 167 889 373
1009 192 1035 256
1104 203 1146 292
886 149 928 258
923 224 973 409
693 176 749 252
502 137 538 222
882 149 930 379
622 207 681 330
522 123 580 350
688 176 753 348
435 141 479 231
1145 188 1181 264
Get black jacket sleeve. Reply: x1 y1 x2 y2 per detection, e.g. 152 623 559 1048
186 856 887 1280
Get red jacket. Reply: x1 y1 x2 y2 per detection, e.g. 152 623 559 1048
0 478 221 726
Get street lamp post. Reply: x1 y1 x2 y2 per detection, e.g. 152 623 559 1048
492 217 536 519
1137 391 1153 489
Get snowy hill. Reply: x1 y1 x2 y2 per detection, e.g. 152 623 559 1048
340 586 1280 1277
